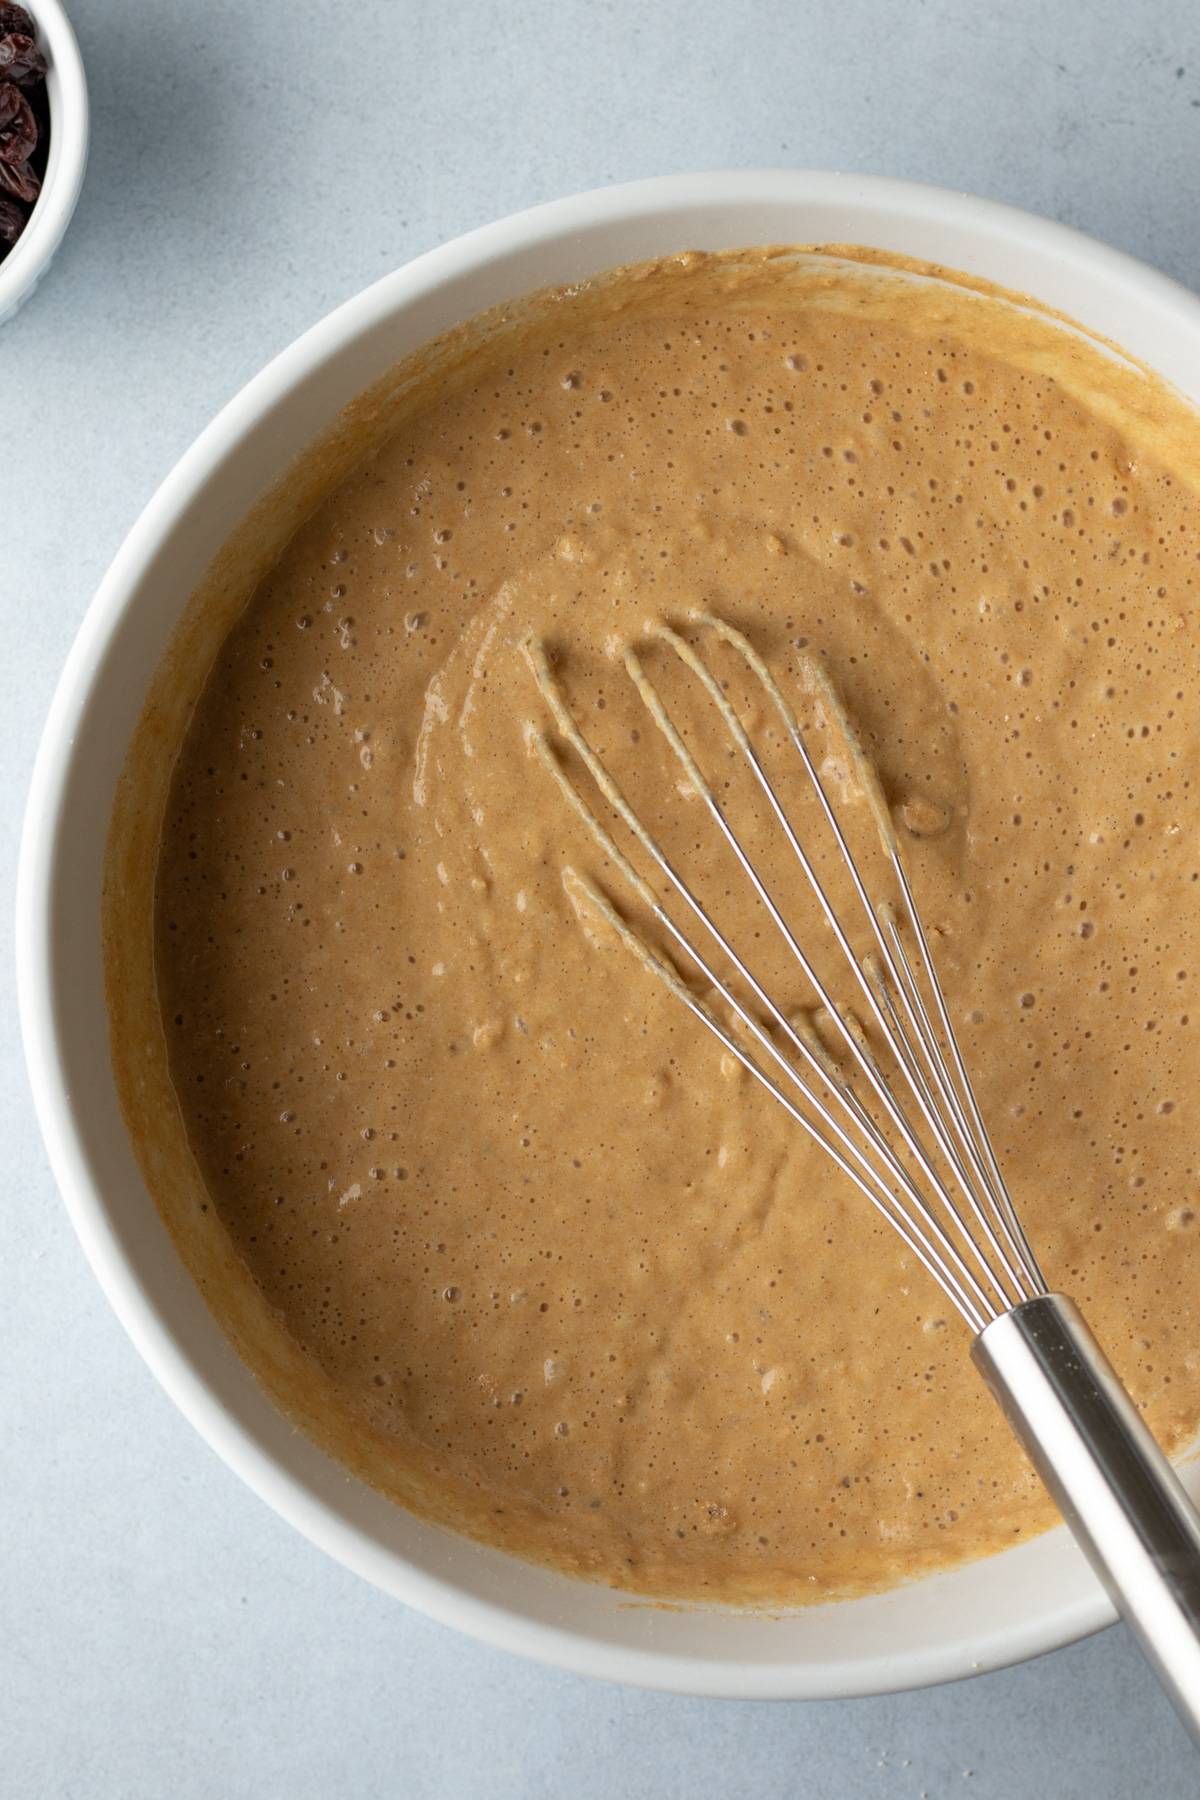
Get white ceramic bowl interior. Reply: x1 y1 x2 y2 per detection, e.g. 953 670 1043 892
0 0 88 325
20 170 1200 1699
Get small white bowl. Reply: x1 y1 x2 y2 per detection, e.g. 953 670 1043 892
19 171 1200 1698
0 0 88 325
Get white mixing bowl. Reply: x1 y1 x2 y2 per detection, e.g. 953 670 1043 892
19 170 1200 1699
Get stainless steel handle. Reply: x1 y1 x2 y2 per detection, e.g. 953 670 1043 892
974 1293 1200 1745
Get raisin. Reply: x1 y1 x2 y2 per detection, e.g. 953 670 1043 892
0 3 44 261
0 79 34 162
0 33 46 86
0 153 37 200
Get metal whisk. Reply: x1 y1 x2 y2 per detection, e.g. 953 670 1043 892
526 611 1200 1742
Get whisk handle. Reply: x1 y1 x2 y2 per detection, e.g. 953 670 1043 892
974 1292 1200 1744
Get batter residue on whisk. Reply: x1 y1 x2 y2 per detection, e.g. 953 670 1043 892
110 248 1200 1603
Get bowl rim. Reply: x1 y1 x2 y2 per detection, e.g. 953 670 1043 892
0 0 89 322
22 167 1200 1697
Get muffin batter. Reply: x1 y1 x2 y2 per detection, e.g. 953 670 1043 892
114 250 1200 1603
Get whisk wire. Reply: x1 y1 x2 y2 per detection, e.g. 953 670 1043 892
636 624 1031 1311
882 880 1045 1289
529 696 998 1327
525 618 1049 1327
878 899 1044 1293
684 614 1041 1306
625 636 970 1237
573 867 994 1329
530 718 995 1322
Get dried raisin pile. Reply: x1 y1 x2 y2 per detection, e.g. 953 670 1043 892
0 3 48 261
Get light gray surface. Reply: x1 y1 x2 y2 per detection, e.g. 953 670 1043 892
6 0 1200 1793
